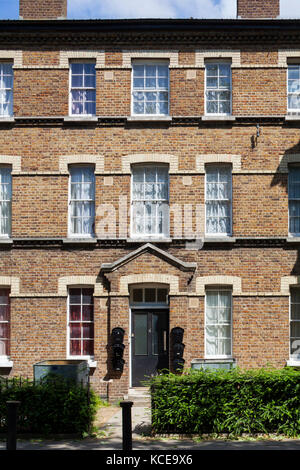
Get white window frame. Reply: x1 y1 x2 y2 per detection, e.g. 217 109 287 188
69 61 96 117
67 286 95 360
0 166 12 238
0 288 10 359
205 288 232 359
289 288 300 361
131 60 170 117
0 62 13 117
130 164 170 239
205 61 232 116
287 63 300 113
288 165 300 236
205 164 232 237
68 165 95 238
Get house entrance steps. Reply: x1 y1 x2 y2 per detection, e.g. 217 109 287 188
124 387 151 407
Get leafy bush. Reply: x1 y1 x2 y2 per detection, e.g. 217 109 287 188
0 375 99 436
150 367 300 436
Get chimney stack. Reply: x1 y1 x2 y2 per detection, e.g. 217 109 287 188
237 0 280 19
19 0 67 20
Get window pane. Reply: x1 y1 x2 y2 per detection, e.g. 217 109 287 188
145 288 156 302
133 289 143 302
0 339 8 355
71 63 84 74
82 305 94 322
83 340 94 356
157 288 168 303
69 288 81 304
206 64 218 75
70 324 81 339
70 305 81 321
71 75 83 88
82 288 93 304
70 340 81 355
133 64 144 77
0 305 8 321
135 313 148 355
133 78 144 88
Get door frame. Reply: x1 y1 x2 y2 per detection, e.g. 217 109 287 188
129 305 170 388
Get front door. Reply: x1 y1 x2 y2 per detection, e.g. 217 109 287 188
131 309 169 387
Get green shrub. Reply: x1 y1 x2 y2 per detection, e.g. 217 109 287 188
150 367 300 437
0 375 99 436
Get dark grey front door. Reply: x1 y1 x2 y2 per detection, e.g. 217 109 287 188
131 309 169 387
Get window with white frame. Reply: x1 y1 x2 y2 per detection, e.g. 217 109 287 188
131 164 169 238
287 64 300 112
290 288 300 360
0 167 11 236
0 63 13 117
205 164 232 236
132 61 169 116
288 165 300 235
205 62 231 115
205 289 232 358
69 166 95 237
70 62 96 116
0 289 10 357
68 287 94 357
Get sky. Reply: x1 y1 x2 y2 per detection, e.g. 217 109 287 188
0 0 300 20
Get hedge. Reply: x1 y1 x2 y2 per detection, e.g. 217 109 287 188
150 368 300 436
0 375 99 436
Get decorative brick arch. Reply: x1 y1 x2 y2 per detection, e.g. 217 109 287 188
196 154 241 173
58 276 104 296
0 277 20 296
196 275 242 295
122 154 179 174
59 154 104 174
0 155 22 173
119 274 179 295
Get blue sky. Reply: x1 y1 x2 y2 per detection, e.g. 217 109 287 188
0 0 300 20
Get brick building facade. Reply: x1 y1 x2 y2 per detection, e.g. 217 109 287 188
0 0 300 401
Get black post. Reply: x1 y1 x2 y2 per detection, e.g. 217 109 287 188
120 400 133 451
6 401 21 450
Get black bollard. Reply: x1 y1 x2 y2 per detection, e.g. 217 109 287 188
120 400 133 451
6 401 21 450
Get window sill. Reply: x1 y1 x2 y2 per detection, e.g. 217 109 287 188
285 114 300 121
127 115 172 122
0 237 13 244
286 237 300 243
191 358 236 370
204 237 236 243
0 358 13 368
0 117 14 124
64 116 98 124
63 237 97 244
126 237 172 243
286 360 300 367
202 115 236 121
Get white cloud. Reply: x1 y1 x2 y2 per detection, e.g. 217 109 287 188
68 0 236 19
68 0 300 20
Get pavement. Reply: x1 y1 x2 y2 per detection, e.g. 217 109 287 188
1 405 300 451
